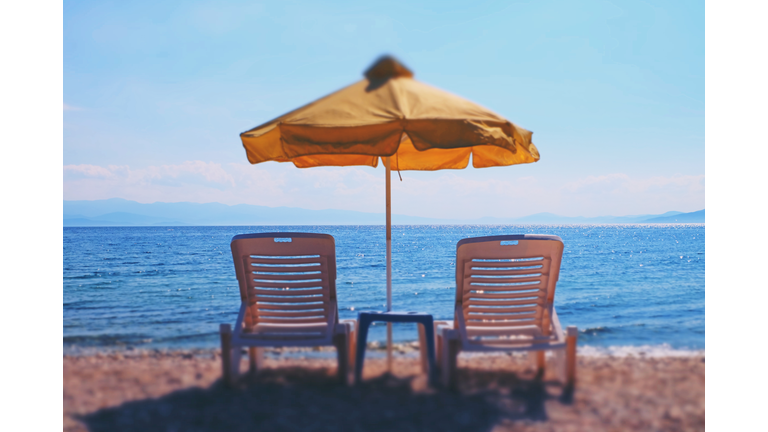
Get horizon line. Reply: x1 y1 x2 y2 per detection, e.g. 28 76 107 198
62 198 704 221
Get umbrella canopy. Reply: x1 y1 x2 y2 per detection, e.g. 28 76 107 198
241 56 539 170
239 56 540 369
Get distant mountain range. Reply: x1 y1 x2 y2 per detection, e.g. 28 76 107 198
63 199 704 226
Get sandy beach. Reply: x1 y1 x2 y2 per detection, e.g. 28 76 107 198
64 348 704 431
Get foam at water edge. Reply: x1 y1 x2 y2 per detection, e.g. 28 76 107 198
456 344 703 359
64 343 704 359
577 344 704 358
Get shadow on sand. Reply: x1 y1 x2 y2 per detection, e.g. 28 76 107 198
79 368 569 432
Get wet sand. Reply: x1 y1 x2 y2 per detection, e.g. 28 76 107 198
64 349 704 431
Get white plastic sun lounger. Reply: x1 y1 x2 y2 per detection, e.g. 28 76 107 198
219 233 356 385
436 235 578 390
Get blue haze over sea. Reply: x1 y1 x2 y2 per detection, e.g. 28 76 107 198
64 225 704 353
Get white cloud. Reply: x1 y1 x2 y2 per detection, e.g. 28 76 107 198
142 161 236 187
65 161 235 187
63 161 380 210
63 103 81 111
64 164 114 178
558 173 705 216
564 173 704 196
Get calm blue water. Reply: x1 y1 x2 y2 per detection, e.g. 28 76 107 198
63 225 704 352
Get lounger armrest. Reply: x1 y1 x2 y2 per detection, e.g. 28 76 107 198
330 304 354 336
339 319 357 333
434 320 451 336
454 305 469 342
233 302 248 338
550 305 566 343
439 326 459 341
327 303 349 336
336 320 354 335
438 312 460 341
435 321 452 334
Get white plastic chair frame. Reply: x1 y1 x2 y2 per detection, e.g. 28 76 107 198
436 234 578 390
219 233 356 385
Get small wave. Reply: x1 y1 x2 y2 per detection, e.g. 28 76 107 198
577 344 704 358
63 333 153 346
63 300 93 307
149 332 220 342
65 274 103 280
63 304 108 310
581 326 612 334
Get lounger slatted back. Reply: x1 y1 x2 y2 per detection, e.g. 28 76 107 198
234 233 337 341
456 235 562 346
437 234 578 393
219 233 354 385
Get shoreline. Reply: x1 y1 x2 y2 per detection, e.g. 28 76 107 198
64 349 704 431
63 341 705 359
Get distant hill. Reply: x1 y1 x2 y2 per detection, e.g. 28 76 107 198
643 210 704 223
63 198 447 226
474 211 686 225
63 199 704 226
62 212 186 226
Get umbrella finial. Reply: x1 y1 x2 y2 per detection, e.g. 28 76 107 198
364 55 413 80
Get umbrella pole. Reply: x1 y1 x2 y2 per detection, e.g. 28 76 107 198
385 156 393 372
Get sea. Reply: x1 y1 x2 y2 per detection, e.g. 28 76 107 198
63 225 704 355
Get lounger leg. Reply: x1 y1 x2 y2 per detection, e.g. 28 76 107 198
440 329 459 389
553 349 566 383
349 322 357 370
220 324 232 386
231 346 242 384
439 331 452 388
564 326 578 399
433 321 451 370
341 319 357 371
446 337 460 390
418 323 428 373
354 315 372 384
422 320 437 386
434 325 443 369
248 347 264 374
435 336 442 370
334 332 349 385
535 351 546 378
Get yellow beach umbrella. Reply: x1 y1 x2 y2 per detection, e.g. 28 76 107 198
240 56 540 366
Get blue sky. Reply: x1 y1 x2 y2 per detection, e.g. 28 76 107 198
63 0 704 218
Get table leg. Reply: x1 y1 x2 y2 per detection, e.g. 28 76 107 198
418 323 428 373
354 314 372 384
421 318 437 386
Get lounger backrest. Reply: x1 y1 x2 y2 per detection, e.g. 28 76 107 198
455 235 564 339
230 233 337 333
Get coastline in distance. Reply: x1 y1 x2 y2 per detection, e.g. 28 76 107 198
63 198 705 226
